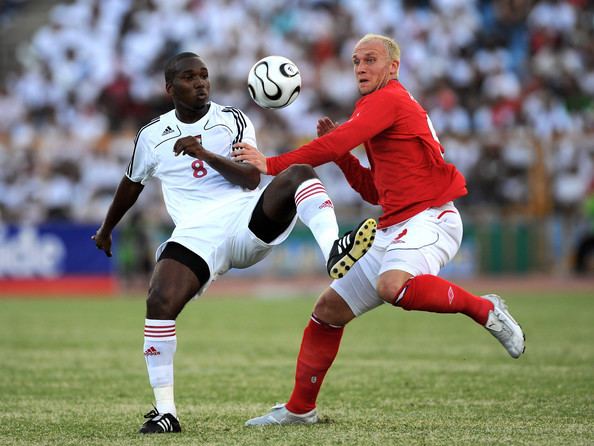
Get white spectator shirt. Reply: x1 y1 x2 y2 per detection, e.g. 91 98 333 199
126 102 259 228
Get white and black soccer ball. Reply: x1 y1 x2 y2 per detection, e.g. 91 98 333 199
247 55 301 109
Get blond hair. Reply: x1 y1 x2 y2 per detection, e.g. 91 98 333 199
356 34 401 77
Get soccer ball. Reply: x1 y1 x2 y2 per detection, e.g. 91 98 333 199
247 55 301 109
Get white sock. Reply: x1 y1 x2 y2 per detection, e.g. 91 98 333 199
295 179 339 261
144 319 177 417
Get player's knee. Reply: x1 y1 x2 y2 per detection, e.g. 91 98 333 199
312 292 354 326
284 164 317 184
146 285 178 319
376 277 406 303
377 270 414 304
271 165 318 203
312 298 332 321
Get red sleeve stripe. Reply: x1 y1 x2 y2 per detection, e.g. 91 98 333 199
144 325 176 329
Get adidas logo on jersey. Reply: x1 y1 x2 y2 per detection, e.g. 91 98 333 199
161 126 174 136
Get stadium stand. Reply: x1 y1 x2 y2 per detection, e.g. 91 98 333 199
0 0 593 278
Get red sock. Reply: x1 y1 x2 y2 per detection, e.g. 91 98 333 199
285 315 343 414
393 275 493 325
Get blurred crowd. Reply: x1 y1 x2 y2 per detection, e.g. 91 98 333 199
0 0 593 233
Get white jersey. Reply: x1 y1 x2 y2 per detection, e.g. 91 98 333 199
126 102 259 228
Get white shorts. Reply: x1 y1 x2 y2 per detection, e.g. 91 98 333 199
156 186 297 296
331 202 463 316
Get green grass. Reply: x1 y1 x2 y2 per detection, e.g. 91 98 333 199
1 291 593 445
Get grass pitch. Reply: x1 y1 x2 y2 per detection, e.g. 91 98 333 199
1 290 593 445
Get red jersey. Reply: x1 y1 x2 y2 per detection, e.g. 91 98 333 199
266 80 467 228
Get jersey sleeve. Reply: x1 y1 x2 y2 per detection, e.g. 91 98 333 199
266 91 396 175
125 126 157 184
335 153 379 205
240 111 257 147
224 107 257 147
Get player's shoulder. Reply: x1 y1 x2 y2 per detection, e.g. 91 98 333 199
380 80 412 101
218 103 250 122
135 110 179 145
211 102 252 130
135 115 161 140
377 80 426 113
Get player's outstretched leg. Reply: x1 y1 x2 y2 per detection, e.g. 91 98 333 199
388 274 525 358
327 218 377 279
258 165 375 278
245 403 319 426
139 407 181 433
482 294 525 358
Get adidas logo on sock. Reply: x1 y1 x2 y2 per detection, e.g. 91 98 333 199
144 346 161 356
319 199 334 209
161 126 174 136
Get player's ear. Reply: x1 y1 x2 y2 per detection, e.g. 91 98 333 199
165 81 173 96
390 60 400 77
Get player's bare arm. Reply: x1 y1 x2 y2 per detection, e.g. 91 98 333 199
173 136 260 189
231 142 268 174
93 176 144 257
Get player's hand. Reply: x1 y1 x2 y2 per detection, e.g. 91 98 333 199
317 117 339 137
231 143 268 174
173 136 207 159
92 228 112 257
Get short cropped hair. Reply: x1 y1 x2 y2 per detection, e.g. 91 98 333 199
357 34 400 61
164 52 200 84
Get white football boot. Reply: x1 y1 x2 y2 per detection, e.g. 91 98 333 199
245 403 318 426
483 294 525 358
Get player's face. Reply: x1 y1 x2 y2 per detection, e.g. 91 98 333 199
167 57 210 112
352 40 398 95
